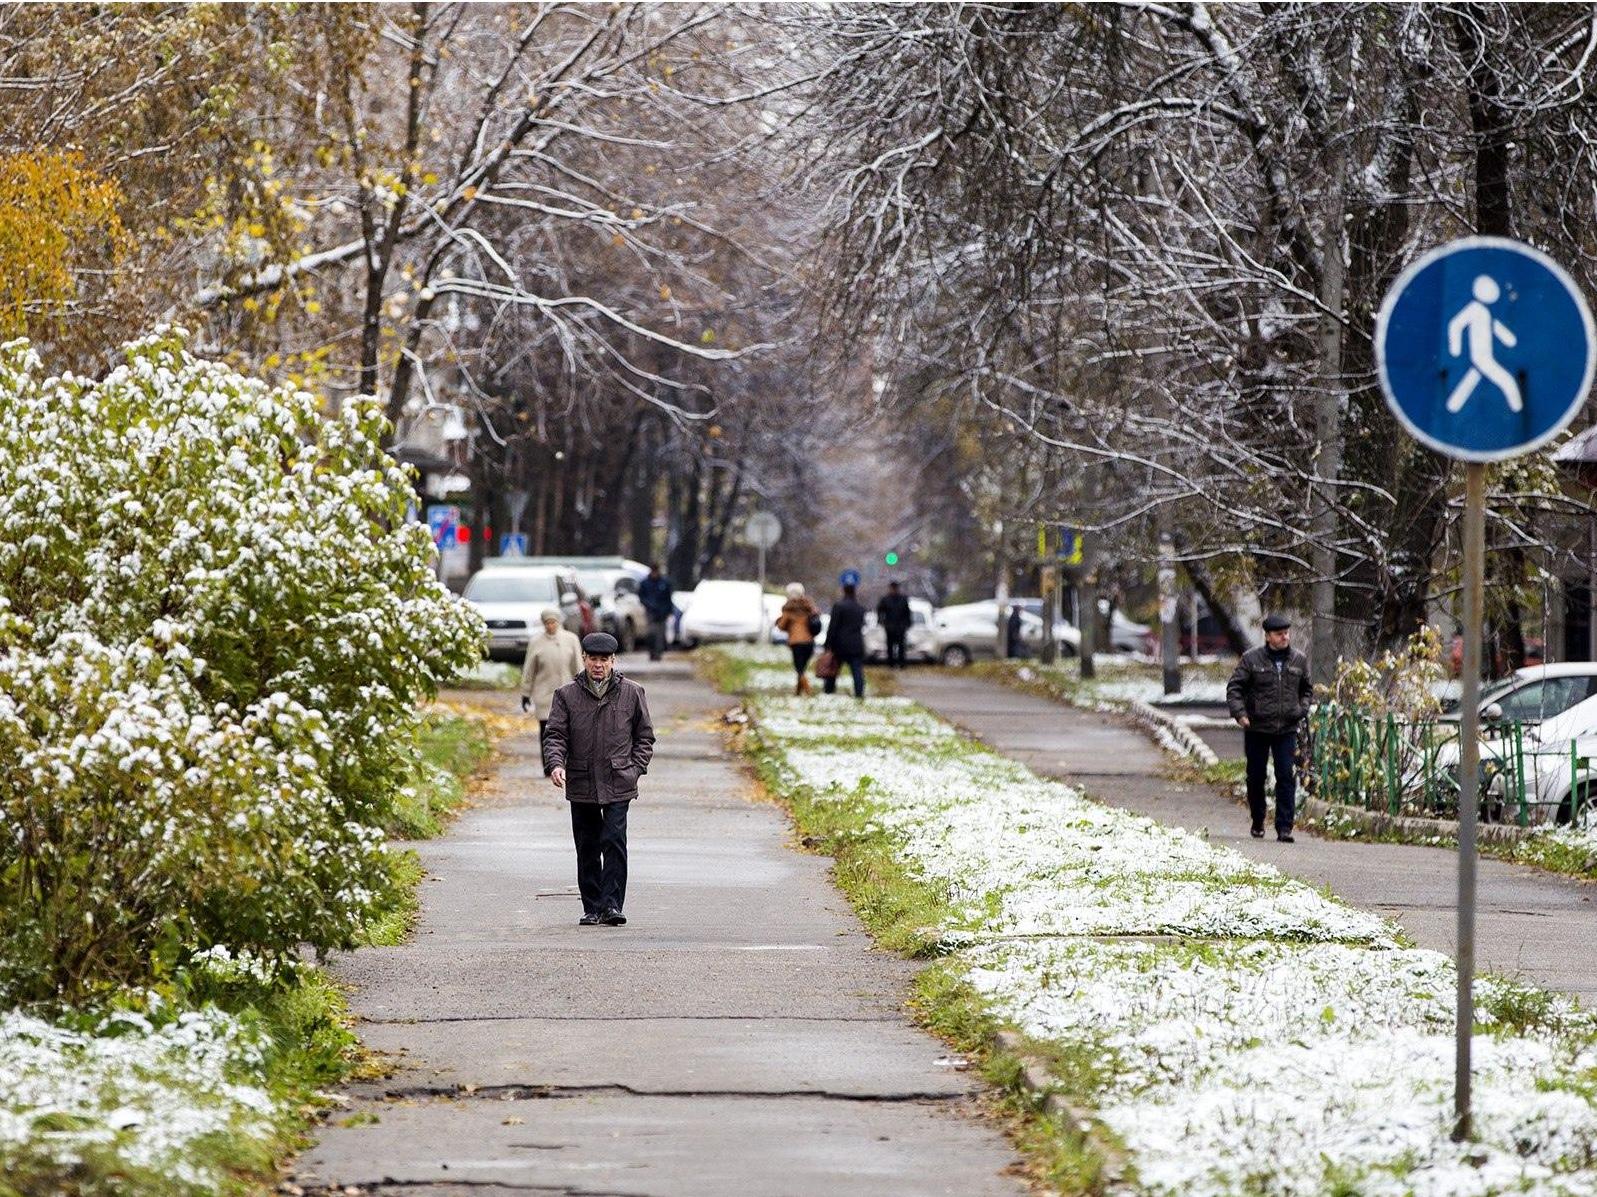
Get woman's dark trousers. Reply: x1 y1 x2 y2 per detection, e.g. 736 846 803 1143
822 653 866 698
570 800 630 915
1244 730 1297 833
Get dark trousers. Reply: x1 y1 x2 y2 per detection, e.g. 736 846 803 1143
570 800 630 915
791 642 814 677
885 629 908 668
823 653 866 698
1244 729 1297 832
646 617 668 661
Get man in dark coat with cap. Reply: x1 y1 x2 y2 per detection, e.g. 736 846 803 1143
543 632 655 925
1226 613 1313 842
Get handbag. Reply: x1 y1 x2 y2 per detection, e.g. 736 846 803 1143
806 611 824 637
814 649 840 680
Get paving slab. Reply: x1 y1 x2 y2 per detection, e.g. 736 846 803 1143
900 668 1597 1004
291 658 1026 1197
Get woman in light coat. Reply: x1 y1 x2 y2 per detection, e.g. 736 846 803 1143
521 607 583 747
774 582 820 696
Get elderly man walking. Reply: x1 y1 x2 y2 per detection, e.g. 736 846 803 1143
543 632 655 926
1226 613 1314 843
521 607 582 750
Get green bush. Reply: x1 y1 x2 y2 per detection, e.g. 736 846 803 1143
0 330 484 1003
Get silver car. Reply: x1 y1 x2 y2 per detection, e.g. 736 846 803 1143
462 566 586 661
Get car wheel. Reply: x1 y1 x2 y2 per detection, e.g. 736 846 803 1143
1559 783 1597 828
940 645 972 668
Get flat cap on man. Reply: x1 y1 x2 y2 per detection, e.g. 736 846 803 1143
1262 613 1291 632
581 632 620 655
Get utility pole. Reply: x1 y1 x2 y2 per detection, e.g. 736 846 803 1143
1311 135 1348 685
1040 525 1058 665
1159 521 1181 695
994 517 1010 658
1077 533 1097 679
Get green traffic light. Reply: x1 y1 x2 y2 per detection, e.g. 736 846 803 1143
884 551 900 566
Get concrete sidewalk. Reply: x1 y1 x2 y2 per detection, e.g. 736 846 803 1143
290 658 1026 1197
898 669 1597 1005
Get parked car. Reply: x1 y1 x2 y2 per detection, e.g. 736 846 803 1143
462 564 592 661
574 565 648 653
678 579 766 647
864 598 936 663
931 600 1077 667
1005 599 1084 657
1102 603 1152 653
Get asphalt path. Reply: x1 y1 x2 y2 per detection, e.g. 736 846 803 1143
898 669 1597 1005
290 657 1027 1197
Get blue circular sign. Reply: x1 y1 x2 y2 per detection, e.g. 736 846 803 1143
839 569 861 588
1375 236 1594 462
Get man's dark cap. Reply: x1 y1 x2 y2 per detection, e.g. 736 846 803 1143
581 632 619 655
1263 613 1291 632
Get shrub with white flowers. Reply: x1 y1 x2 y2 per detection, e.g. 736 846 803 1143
0 330 485 1002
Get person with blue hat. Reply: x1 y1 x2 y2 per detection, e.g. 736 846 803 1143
543 631 655 925
1226 613 1313 843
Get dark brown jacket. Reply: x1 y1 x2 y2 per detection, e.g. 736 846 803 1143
1226 646 1313 736
542 673 655 804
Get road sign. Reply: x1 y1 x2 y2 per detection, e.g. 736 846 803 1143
744 510 782 550
499 532 527 557
426 504 461 544
1376 236 1595 462
839 569 861 588
1058 527 1083 566
1376 235 1596 1142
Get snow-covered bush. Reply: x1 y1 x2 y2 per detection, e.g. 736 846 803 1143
0 330 484 1002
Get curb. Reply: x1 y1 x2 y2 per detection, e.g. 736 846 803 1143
989 1029 1124 1176
1126 698 1219 766
1299 796 1533 846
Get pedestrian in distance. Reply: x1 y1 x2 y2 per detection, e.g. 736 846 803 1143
823 583 867 698
876 580 913 669
774 582 822 696
1006 603 1026 659
637 562 674 662
521 607 583 751
1226 613 1313 843
543 632 656 926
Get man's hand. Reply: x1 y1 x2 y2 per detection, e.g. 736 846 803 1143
521 695 531 714
1238 715 1251 730
550 766 566 788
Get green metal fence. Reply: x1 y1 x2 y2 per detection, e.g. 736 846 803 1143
1305 704 1566 825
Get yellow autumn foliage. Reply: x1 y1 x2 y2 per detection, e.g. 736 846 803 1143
0 150 126 335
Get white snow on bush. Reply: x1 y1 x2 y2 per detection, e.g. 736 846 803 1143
0 1003 275 1190
707 646 1597 1196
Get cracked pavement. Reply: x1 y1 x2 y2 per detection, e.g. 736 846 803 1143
289 658 1026 1197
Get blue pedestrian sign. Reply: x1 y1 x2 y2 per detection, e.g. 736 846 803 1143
1376 236 1595 462
839 569 861 588
499 532 527 558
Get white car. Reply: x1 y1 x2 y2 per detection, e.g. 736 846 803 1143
678 579 766 647
462 565 586 661
1482 669 1597 825
865 598 936 662
930 600 1080 667
575 565 648 653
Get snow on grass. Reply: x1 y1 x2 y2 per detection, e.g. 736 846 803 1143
760 694 1391 946
0 1000 276 1191
708 645 1597 1196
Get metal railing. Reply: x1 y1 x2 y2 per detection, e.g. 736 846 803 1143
1306 704 1584 827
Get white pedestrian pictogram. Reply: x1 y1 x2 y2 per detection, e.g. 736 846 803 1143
1446 275 1521 413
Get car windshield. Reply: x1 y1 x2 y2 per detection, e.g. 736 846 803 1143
464 573 559 603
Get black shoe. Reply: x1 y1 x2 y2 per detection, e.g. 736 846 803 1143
1250 825 1265 839
1277 831 1295 843
600 908 627 926
579 912 600 926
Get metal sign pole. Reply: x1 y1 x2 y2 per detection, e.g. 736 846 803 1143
759 544 768 645
1454 461 1485 1141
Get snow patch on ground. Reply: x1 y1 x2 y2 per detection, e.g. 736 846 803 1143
716 648 1597 1196
0 1002 276 1188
